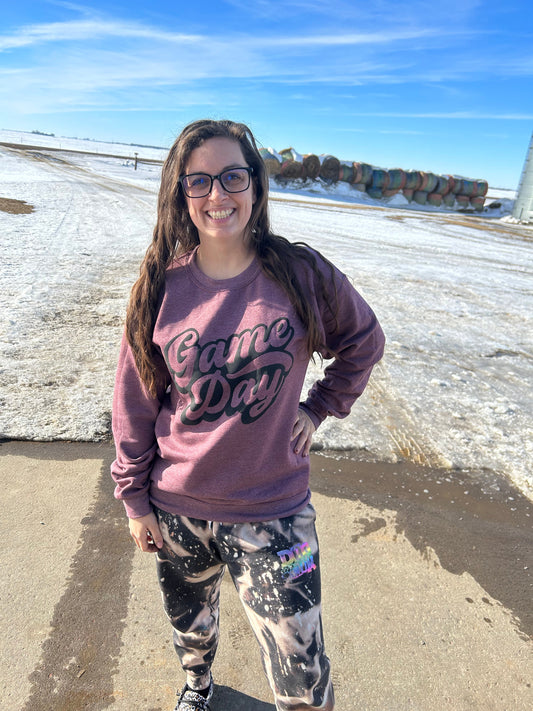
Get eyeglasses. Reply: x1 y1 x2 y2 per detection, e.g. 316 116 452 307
179 167 253 198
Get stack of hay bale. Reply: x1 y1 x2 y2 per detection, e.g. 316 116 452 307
260 147 488 212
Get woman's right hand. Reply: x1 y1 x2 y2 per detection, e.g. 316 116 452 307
129 511 164 553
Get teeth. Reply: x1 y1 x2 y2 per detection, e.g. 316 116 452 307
208 209 233 220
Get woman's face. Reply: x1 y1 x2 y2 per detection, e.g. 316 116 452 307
183 137 255 249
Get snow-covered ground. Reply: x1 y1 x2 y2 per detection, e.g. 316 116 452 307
1 131 532 501
0 128 168 161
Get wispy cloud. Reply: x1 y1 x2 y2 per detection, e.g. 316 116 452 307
335 127 425 135
0 1 529 189
0 3 530 119
223 0 484 25
347 111 533 120
254 27 465 48
0 16 470 54
0 20 203 51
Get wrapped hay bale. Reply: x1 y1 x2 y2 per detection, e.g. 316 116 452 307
459 178 489 199
417 172 430 191
475 179 488 197
353 162 373 185
319 155 341 182
259 148 281 176
443 193 456 207
451 177 464 195
455 195 470 209
444 175 456 193
339 161 354 183
402 188 414 202
414 190 428 205
367 187 383 200
435 175 451 195
352 183 367 192
279 160 304 179
404 171 421 191
460 178 477 197
302 154 320 179
424 173 439 193
427 193 443 207
470 196 486 212
387 169 406 190
371 169 390 190
279 147 302 163
382 188 400 198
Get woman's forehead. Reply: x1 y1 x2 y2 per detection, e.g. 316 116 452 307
186 137 246 173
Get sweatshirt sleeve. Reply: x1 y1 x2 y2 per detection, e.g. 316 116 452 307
300 266 385 429
110 334 169 519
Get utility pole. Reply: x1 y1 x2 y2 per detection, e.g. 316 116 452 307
512 132 533 223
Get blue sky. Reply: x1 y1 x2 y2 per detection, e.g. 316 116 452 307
1 1 532 188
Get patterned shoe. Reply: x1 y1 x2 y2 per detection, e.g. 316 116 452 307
174 676 214 711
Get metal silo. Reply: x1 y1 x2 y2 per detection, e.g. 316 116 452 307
512 131 533 223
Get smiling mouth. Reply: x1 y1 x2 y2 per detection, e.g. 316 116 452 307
207 209 234 220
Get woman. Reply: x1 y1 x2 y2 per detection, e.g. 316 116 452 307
111 119 385 711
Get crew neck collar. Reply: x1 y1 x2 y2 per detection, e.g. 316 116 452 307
187 246 260 290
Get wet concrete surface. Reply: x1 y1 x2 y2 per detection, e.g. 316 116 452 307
1 440 531 710
312 452 533 640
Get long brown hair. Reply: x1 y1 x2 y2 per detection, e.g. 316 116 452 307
126 119 337 396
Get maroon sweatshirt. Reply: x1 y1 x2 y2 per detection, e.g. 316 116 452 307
111 247 385 522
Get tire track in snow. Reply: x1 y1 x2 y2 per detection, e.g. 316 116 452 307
0 148 156 441
366 360 451 469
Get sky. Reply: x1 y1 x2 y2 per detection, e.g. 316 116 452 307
0 1 532 189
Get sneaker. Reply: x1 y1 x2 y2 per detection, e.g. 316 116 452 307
174 676 214 711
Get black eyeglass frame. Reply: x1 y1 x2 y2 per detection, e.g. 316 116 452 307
179 166 254 198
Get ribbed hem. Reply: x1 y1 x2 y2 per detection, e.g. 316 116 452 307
150 487 311 524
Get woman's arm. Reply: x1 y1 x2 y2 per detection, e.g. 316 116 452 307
110 334 169 519
301 267 385 428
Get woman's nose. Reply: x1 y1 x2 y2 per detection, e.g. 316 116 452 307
209 177 227 199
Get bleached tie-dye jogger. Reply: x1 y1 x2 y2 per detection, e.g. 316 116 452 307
155 502 335 710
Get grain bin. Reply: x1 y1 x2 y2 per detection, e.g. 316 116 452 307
512 131 533 223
